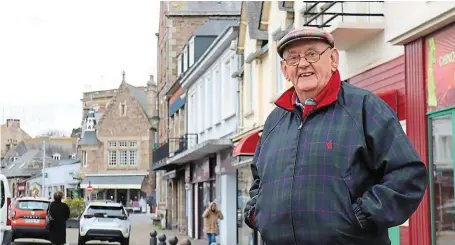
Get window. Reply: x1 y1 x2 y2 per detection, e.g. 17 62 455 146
223 59 232 118
16 200 49 211
205 77 210 128
108 150 117 166
207 76 212 127
12 157 17 162
178 54 182 76
120 150 128 165
198 81 204 132
86 205 126 217
217 67 222 122
129 150 137 165
250 61 255 110
276 54 285 94
189 37 195 66
129 141 137 147
82 151 88 167
52 153 61 161
119 141 128 147
120 103 126 116
108 141 117 147
183 46 188 72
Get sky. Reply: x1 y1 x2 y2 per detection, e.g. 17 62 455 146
0 0 160 137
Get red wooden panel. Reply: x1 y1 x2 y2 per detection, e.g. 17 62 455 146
405 38 431 245
349 56 406 120
169 87 184 104
400 226 410 245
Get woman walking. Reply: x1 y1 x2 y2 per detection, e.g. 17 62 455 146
203 202 224 245
47 191 70 245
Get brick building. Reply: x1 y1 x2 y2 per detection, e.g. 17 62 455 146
0 119 31 159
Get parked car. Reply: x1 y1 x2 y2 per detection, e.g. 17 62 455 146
0 174 12 245
78 201 130 245
10 197 51 242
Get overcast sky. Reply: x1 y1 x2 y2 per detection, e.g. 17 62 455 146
0 0 160 137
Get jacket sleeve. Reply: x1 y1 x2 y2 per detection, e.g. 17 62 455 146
218 210 224 220
202 209 210 218
352 94 428 230
243 135 263 229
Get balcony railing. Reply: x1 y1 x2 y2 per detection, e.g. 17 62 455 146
302 1 384 28
168 134 198 158
152 142 169 164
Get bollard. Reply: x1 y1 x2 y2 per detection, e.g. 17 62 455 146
149 230 157 245
168 236 178 245
181 238 191 245
158 233 167 245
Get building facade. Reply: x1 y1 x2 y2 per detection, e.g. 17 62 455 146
153 1 242 236
78 73 157 208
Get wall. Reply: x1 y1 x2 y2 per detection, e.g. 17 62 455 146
349 56 406 120
0 119 31 157
187 47 238 143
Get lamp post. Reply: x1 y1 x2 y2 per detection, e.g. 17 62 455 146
42 140 46 198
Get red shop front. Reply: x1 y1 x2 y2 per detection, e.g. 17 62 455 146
391 18 455 245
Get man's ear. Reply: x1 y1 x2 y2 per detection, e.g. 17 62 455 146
280 59 289 81
330 48 339 72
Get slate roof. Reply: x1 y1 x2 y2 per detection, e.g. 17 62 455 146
125 83 150 120
244 1 268 40
78 131 99 146
194 18 240 36
1 138 78 178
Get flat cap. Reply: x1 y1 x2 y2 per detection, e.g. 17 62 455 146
277 27 335 58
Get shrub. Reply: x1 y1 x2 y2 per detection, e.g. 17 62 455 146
64 198 85 219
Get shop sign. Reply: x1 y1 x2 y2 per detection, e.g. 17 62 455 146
426 24 455 112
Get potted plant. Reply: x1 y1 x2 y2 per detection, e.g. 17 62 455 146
64 198 85 228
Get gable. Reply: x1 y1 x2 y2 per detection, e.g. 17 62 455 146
97 82 151 137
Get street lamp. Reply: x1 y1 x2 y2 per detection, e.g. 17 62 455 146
42 140 46 198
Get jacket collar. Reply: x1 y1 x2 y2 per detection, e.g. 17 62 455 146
274 70 341 111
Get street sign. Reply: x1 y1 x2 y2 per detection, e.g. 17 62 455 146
87 185 93 193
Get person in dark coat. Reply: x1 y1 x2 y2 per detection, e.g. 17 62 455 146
48 191 70 245
243 26 428 245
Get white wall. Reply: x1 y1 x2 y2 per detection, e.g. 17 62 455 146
187 47 238 143
27 163 80 198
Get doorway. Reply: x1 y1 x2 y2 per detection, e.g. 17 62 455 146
117 189 127 206
197 182 204 239
428 108 455 245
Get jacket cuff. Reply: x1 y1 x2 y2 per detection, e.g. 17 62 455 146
245 207 256 229
352 200 372 230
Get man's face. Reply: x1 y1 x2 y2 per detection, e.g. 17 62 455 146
281 40 339 98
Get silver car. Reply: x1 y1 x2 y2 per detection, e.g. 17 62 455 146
78 201 130 245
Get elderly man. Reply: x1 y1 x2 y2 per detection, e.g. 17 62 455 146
243 27 428 245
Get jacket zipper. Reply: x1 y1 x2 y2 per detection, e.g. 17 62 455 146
289 108 322 245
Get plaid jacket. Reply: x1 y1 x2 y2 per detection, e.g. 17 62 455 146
244 70 427 245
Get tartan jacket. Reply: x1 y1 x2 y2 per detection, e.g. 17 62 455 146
244 70 428 245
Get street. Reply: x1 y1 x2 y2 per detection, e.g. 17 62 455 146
12 214 206 245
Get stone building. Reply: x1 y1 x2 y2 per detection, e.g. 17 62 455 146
78 73 157 208
0 119 31 159
153 0 242 235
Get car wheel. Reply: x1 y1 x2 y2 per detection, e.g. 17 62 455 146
78 234 86 245
121 236 129 245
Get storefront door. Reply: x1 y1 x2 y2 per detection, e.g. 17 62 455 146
428 109 455 245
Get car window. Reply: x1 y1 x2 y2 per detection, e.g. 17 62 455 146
16 200 49 211
86 205 126 216
1 181 4 208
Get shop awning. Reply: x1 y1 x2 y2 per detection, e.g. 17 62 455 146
377 90 398 113
151 162 181 172
233 131 261 157
80 174 146 189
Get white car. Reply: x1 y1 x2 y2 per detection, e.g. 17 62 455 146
78 201 130 245
0 174 12 245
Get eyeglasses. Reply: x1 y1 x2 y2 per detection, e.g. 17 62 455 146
283 46 331 66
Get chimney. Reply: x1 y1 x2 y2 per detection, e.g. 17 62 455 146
6 119 20 128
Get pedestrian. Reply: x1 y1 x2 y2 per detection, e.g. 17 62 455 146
243 26 428 245
47 191 70 245
203 202 223 245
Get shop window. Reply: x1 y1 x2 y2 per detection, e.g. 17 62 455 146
429 113 455 243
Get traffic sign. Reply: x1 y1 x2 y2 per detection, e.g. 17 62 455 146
87 185 93 193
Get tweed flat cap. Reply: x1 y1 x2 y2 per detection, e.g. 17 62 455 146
277 27 335 58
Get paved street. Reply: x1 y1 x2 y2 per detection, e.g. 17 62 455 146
12 214 206 245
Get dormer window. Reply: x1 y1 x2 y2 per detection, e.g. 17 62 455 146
183 45 188 72
178 54 183 76
53 153 61 161
189 37 195 67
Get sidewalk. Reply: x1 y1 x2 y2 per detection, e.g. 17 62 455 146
151 225 207 245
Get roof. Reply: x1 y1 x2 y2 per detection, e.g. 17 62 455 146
125 83 150 119
78 131 99 146
244 1 268 40
88 201 123 208
194 18 240 36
